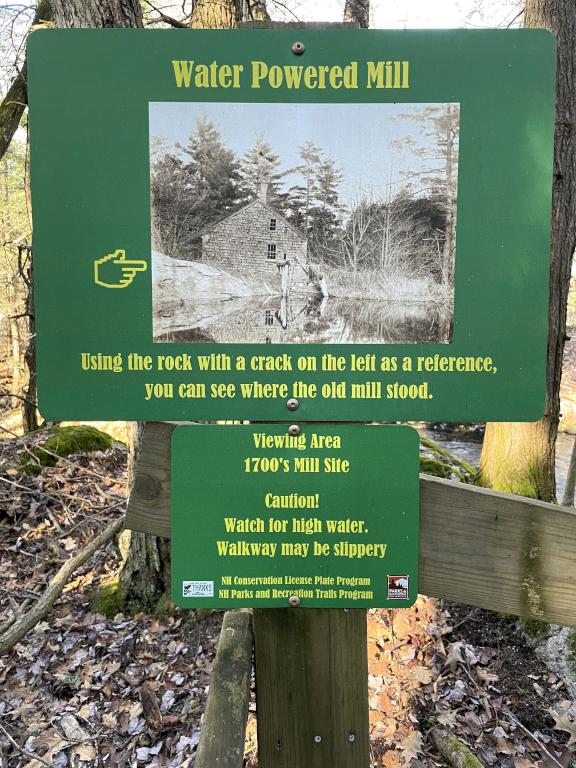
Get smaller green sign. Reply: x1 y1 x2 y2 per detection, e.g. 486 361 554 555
171 424 419 608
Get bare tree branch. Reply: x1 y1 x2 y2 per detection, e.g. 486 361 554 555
246 0 270 21
0 721 51 767
142 0 188 27
0 515 124 655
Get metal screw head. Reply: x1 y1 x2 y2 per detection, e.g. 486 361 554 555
288 595 301 607
292 41 305 55
286 398 299 411
288 424 301 436
314 735 322 744
348 733 356 743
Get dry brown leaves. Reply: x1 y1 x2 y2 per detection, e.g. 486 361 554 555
367 599 576 767
1 434 575 767
0 434 219 767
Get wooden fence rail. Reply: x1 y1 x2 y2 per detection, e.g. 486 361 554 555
125 422 576 628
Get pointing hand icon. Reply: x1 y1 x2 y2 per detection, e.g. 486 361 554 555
94 249 148 288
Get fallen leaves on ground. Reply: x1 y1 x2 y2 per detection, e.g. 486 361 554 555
0 433 219 767
368 600 575 767
1 432 575 768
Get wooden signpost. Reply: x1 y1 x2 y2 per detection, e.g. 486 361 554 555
28 25 559 768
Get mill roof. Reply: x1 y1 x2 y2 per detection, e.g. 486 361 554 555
202 197 307 242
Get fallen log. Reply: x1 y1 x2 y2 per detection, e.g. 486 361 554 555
0 516 124 655
430 727 486 768
194 610 253 768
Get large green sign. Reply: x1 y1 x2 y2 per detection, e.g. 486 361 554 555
28 29 555 422
171 424 419 608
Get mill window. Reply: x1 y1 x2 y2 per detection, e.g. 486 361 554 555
269 218 277 231
267 243 277 260
265 310 274 326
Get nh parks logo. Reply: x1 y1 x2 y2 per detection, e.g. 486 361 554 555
387 575 409 600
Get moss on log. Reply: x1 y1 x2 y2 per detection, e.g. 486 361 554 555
419 435 477 483
430 728 486 768
21 425 113 473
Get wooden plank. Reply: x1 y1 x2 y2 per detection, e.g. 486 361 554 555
194 610 253 768
419 477 576 625
125 421 174 535
252 608 369 768
125 422 576 627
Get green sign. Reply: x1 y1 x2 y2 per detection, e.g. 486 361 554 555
171 424 419 608
28 29 555 422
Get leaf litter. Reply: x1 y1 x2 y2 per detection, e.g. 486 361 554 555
0 432 574 767
0 432 218 767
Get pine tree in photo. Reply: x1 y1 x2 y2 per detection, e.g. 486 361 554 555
308 156 344 264
392 103 459 286
181 116 245 256
151 150 193 258
241 135 282 203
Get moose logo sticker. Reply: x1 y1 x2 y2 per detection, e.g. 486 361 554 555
388 575 409 600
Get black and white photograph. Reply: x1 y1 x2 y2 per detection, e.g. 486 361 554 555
150 101 459 344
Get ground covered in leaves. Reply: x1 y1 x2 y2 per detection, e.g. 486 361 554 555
0 429 219 767
365 600 575 767
0 429 575 767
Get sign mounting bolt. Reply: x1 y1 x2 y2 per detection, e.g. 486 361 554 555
292 41 305 55
314 735 322 744
288 424 301 436
348 733 356 743
288 595 301 607
287 398 299 411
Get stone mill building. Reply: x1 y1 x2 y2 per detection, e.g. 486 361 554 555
201 183 309 290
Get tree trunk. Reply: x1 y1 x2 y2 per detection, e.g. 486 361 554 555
247 0 269 21
9 315 22 407
480 421 556 499
0 0 52 163
190 0 242 29
117 525 172 612
443 104 457 287
344 0 370 28
118 422 171 612
20 245 38 432
52 0 143 27
480 0 576 501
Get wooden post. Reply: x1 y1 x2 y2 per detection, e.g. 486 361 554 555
253 608 369 768
254 608 370 768
232 24 370 762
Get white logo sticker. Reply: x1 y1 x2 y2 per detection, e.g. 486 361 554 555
182 580 214 598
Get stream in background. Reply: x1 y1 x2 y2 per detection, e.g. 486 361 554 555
420 427 575 502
